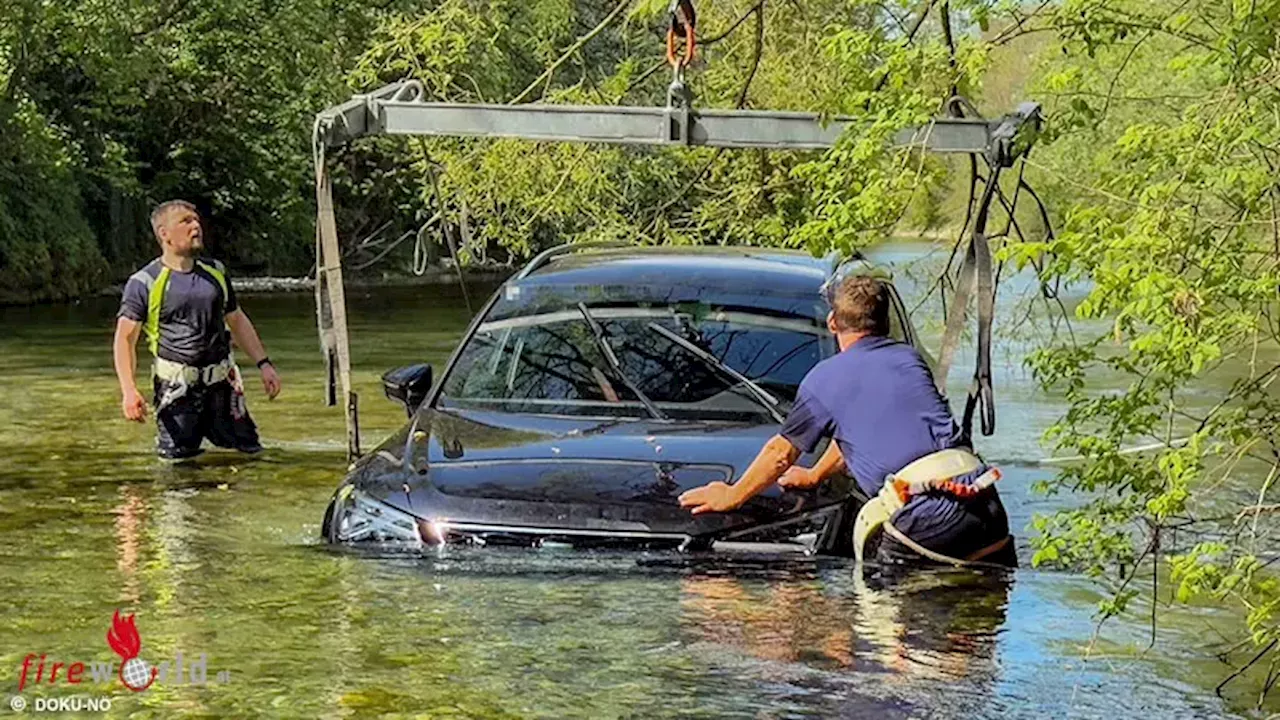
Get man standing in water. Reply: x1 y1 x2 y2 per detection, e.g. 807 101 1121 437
113 200 282 459
679 271 1015 566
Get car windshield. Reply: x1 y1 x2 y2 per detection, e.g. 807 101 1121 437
439 304 837 421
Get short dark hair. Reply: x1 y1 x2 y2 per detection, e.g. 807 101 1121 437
830 275 890 335
150 200 198 243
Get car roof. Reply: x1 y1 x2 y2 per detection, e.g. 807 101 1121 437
518 245 890 296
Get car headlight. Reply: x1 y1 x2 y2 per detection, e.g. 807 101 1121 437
331 485 423 545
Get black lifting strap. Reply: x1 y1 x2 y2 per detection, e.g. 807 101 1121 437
962 166 999 441
668 0 696 37
936 165 1001 444
935 101 1041 442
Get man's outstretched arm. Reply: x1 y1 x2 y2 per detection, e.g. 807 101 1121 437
779 440 845 489
679 434 800 515
226 308 281 399
680 375 835 515
114 317 147 422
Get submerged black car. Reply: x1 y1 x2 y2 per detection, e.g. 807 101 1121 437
321 244 925 555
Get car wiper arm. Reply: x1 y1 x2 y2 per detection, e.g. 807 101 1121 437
576 303 668 420
646 322 786 424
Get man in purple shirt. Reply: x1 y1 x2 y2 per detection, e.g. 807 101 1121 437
679 273 1014 566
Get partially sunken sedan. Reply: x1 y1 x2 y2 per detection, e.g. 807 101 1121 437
321 244 926 555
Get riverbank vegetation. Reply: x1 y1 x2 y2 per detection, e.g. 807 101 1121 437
0 1 402 302
3 0 1279 708
1011 1 1280 707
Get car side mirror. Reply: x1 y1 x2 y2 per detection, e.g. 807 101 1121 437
381 364 432 417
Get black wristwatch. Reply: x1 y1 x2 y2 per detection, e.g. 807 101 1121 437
256 357 273 369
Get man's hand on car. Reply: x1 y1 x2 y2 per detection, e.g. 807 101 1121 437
679 481 742 515
778 465 823 489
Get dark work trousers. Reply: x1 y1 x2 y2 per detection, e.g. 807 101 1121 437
876 486 1018 568
153 376 261 459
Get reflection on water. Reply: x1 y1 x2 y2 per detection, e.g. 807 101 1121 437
114 485 147 606
678 563 1010 681
0 249 1254 718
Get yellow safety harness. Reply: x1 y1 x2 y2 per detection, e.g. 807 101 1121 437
143 260 241 411
142 260 229 356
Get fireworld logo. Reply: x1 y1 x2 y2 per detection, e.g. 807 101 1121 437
16 610 230 693
106 610 156 691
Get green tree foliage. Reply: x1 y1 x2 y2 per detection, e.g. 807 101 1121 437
0 0 403 301
339 0 977 266
0 0 981 293
0 4 104 302
994 0 1280 703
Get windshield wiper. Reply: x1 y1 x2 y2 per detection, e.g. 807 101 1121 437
646 322 786 424
576 303 668 420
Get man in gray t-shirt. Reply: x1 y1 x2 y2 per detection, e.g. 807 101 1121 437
113 200 282 460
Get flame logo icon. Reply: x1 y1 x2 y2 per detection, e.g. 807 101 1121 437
106 610 157 692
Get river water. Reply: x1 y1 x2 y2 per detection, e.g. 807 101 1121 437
0 243 1263 718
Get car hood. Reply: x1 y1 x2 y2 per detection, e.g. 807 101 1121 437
347 406 855 538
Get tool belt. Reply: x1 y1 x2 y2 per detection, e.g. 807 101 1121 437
852 448 1006 565
154 355 234 386
153 356 243 413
